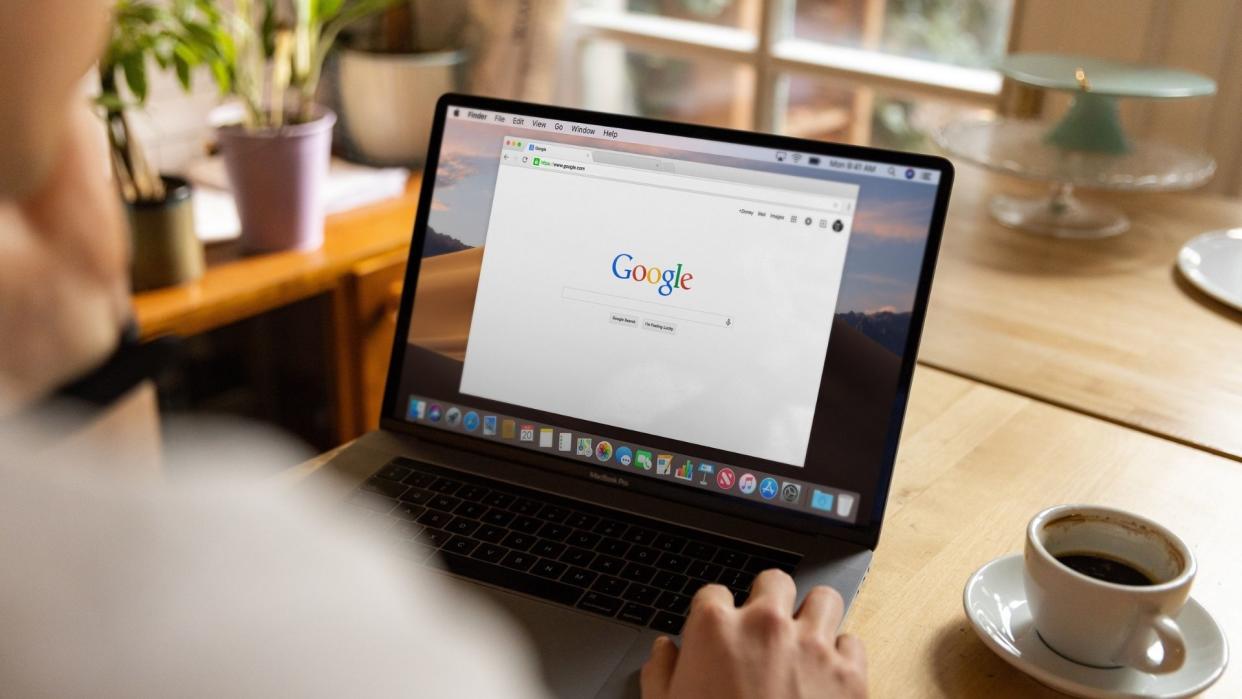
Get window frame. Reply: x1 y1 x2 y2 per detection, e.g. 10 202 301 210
564 0 1016 139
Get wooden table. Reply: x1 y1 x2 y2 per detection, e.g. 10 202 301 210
850 366 1238 697
921 168 1242 460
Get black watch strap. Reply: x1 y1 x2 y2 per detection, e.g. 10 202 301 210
55 321 179 406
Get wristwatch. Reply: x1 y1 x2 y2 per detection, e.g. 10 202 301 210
54 321 179 407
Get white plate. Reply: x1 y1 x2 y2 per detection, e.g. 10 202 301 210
1178 229 1242 312
963 555 1228 699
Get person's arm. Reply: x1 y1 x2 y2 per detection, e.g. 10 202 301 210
641 570 868 699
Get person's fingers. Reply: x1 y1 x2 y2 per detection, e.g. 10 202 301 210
836 633 867 668
639 635 679 699
794 585 845 634
747 568 797 613
690 582 734 613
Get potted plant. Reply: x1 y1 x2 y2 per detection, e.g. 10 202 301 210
212 0 398 252
99 0 229 291
336 0 468 165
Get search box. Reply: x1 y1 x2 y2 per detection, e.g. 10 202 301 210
562 287 733 329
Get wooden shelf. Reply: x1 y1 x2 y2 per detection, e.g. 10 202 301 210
133 177 421 340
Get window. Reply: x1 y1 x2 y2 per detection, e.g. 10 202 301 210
567 0 1014 150
461 135 861 465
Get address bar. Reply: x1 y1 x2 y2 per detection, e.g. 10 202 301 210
530 152 848 214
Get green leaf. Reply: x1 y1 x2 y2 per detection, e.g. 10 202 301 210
318 0 345 21
95 92 129 113
173 53 193 90
209 59 232 95
120 53 149 103
183 22 219 53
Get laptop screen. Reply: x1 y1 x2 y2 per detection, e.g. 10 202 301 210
388 98 948 530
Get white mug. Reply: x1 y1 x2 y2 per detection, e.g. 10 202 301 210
1024 505 1195 673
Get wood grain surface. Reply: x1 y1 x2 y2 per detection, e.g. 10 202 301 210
849 366 1237 697
920 167 1242 460
132 178 421 340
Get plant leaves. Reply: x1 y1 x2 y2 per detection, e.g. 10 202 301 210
319 0 345 21
173 53 193 90
120 53 149 103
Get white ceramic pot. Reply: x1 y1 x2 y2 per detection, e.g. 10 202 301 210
338 47 464 165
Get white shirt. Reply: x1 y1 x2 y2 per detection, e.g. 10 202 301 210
0 419 551 698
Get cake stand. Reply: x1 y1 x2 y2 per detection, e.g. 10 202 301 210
935 54 1216 239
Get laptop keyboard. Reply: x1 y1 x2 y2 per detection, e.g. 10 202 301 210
347 457 801 635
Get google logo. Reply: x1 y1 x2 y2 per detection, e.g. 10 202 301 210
611 253 694 297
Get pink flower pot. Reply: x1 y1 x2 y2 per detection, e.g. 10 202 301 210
217 110 336 252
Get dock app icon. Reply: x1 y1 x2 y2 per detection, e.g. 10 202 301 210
674 460 695 481
576 437 593 457
558 432 572 451
811 490 835 512
406 397 426 421
836 493 856 518
483 416 497 436
634 450 653 470
655 454 673 475
539 428 554 448
501 419 516 439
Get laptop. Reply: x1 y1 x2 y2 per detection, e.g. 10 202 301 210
323 93 953 698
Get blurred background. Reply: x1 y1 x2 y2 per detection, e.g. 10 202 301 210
109 0 1241 453
131 0 1242 194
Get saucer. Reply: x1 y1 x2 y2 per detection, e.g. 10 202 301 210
963 555 1228 698
1178 229 1242 313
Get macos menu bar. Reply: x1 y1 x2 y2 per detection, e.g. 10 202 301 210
448 105 941 185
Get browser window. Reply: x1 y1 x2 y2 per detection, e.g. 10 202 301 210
460 139 859 466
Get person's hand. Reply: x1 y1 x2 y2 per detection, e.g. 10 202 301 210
0 105 129 415
641 570 867 699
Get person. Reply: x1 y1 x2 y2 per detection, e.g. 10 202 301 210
0 2 867 697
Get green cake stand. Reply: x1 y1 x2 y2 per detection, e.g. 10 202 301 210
935 53 1216 239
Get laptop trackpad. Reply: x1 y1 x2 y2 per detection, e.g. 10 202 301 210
477 585 640 698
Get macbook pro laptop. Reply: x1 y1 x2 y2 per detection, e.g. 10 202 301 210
322 94 953 698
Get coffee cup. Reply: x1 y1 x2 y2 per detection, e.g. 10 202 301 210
1024 505 1195 673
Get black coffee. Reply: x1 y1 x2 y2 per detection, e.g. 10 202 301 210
1054 552 1154 586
